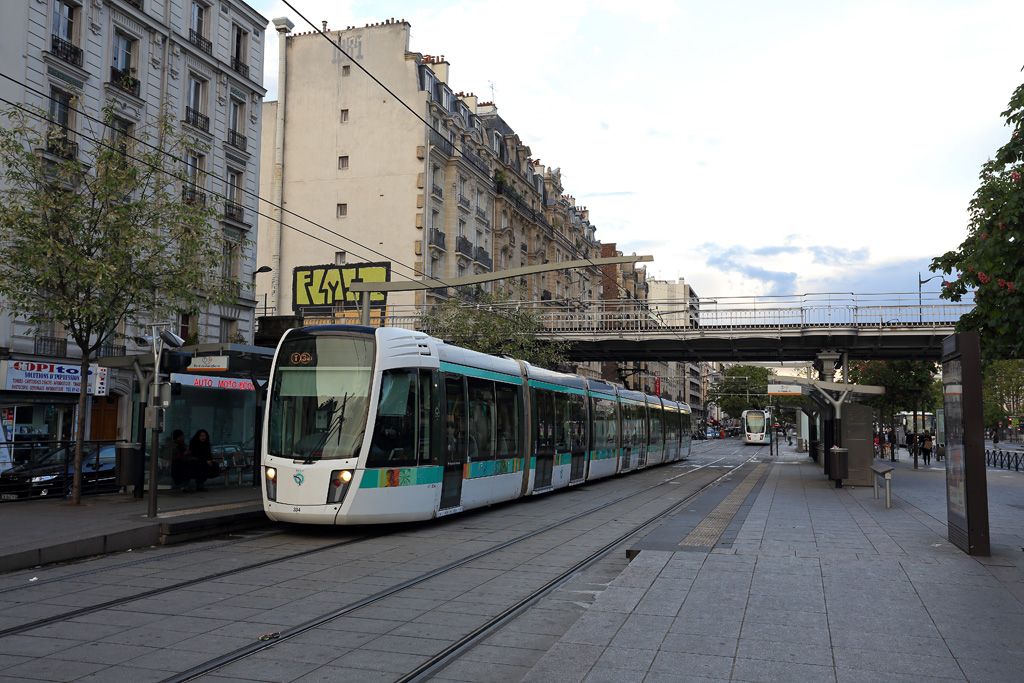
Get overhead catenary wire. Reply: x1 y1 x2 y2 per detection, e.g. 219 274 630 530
279 1 647 304
0 70 460 294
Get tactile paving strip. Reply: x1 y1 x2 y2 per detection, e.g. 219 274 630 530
679 463 769 548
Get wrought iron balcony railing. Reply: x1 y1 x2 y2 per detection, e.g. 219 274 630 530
34 336 68 357
224 200 244 222
431 183 444 199
97 342 126 358
456 235 474 258
184 106 209 132
189 29 212 55
474 246 492 270
428 228 446 251
458 194 471 209
227 129 247 151
231 56 249 79
51 34 83 68
110 65 140 97
45 131 78 160
182 187 206 206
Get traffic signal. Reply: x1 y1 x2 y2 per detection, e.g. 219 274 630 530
1009 417 1015 427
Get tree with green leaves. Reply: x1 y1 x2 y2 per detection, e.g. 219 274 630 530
931 79 1024 357
0 106 237 504
708 365 774 419
847 360 938 425
983 359 1024 428
418 289 568 368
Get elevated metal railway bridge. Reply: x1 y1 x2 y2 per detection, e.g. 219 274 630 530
376 292 973 363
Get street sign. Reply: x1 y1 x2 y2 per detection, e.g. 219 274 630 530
767 383 802 396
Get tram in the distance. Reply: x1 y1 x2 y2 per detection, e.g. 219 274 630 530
741 409 768 444
262 325 692 525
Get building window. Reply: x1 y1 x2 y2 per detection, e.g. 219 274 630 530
430 209 439 229
50 0 82 67
110 32 140 96
336 203 347 218
458 219 466 237
110 116 132 153
179 312 198 342
219 318 238 344
337 155 349 170
221 238 240 280
186 152 205 186
340 109 349 123
341 64 351 76
189 2 212 54
231 25 248 77
185 75 209 131
229 98 244 133
46 85 76 158
335 251 347 265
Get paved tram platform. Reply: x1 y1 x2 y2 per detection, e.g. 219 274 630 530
446 450 1024 682
0 486 265 573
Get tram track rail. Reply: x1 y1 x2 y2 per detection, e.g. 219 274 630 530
162 450 764 682
0 445 754 656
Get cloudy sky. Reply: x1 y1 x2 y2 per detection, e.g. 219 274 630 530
250 0 1024 298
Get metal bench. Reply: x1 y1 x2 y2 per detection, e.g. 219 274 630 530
871 463 894 509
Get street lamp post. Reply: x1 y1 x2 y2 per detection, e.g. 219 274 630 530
144 325 184 518
918 272 942 323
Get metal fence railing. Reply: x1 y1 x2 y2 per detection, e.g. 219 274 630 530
986 449 1023 472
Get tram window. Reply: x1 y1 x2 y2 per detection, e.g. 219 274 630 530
534 390 555 451
569 394 586 453
650 406 663 447
554 392 569 451
418 370 435 466
445 376 467 462
592 398 616 452
368 370 417 468
495 383 519 458
468 379 495 461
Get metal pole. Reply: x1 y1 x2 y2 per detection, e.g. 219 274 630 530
360 290 371 326
147 329 161 518
918 272 923 324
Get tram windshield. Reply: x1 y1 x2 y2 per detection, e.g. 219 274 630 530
268 333 374 461
745 412 766 433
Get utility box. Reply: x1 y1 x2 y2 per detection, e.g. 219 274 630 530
115 443 142 486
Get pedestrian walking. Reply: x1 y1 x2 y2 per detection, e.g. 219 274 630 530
887 429 898 461
921 432 933 466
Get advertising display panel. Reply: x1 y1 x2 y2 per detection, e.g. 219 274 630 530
941 333 989 555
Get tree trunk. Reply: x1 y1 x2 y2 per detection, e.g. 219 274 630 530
71 350 90 505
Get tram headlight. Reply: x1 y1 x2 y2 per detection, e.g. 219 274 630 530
264 467 277 501
327 469 354 504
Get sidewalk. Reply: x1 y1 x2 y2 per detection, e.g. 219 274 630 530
0 485 266 573
520 449 1024 682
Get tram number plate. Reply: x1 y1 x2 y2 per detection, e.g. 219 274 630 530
292 507 301 512
1 494 17 501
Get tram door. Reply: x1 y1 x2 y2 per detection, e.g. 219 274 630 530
440 376 466 509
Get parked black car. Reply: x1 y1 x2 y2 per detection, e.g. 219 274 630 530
0 443 117 500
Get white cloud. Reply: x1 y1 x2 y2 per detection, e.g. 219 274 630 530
248 0 1024 296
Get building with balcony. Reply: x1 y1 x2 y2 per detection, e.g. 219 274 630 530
0 0 267 448
648 277 708 416
257 18 605 321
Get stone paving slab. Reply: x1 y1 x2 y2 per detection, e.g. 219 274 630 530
512 451 1024 682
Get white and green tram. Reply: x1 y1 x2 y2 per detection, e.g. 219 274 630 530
263 325 692 524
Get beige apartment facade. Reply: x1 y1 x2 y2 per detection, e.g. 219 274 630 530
257 18 603 322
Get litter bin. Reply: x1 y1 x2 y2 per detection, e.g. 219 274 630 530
829 447 849 488
115 443 142 487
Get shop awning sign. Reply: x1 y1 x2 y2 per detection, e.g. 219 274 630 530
187 355 230 372
171 372 255 391
1 360 108 396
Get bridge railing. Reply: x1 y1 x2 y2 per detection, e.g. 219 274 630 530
357 291 974 335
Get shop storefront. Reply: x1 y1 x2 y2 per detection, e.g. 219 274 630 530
0 360 111 470
100 344 274 489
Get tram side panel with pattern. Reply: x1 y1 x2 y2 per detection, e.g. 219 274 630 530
263 326 691 525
